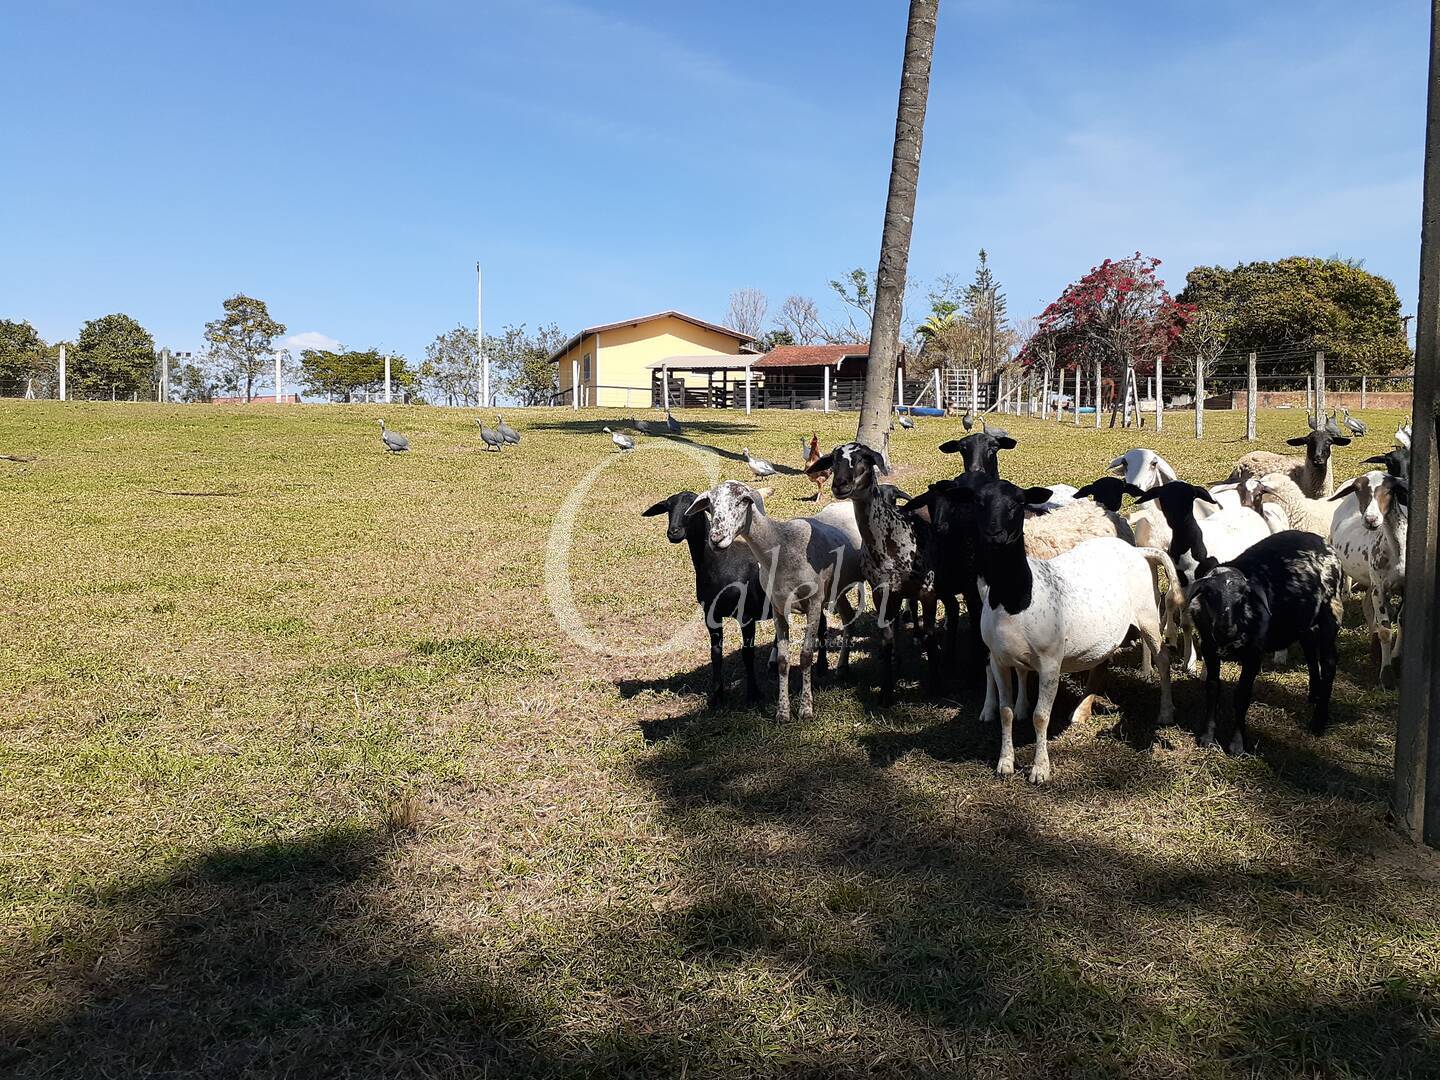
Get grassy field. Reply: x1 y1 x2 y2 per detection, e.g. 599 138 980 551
2 399 1437 1078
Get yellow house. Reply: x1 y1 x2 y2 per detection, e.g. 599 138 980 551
548 311 754 408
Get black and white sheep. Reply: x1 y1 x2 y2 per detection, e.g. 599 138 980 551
1328 470 1409 688
643 490 769 706
944 480 1179 784
814 442 948 702
1184 530 1344 753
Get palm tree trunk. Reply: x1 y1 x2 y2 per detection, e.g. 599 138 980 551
857 0 939 451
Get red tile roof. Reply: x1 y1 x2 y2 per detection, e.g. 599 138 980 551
751 344 869 369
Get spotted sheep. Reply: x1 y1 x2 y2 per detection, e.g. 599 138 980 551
812 441 948 704
687 480 864 722
1327 469 1409 688
1227 428 1351 499
945 480 1180 785
1185 531 1345 754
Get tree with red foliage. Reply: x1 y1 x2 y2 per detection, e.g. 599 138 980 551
1019 253 1192 379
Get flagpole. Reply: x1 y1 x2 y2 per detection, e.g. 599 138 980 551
477 262 488 408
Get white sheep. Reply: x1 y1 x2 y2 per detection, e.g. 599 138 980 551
1254 472 1335 537
1328 470 1409 688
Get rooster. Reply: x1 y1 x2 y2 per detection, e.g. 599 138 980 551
803 432 829 501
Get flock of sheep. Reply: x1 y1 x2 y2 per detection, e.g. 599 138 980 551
645 418 1413 783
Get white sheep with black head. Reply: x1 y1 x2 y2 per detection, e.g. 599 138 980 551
947 480 1180 785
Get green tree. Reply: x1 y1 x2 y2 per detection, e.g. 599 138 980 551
754 327 796 353
963 249 1009 376
421 326 480 406
203 294 287 402
1176 257 1411 375
0 319 48 395
298 348 414 402
488 323 565 405
71 313 156 398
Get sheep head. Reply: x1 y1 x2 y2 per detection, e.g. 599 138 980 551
938 430 1016 478
1286 429 1350 469
820 442 888 500
1107 448 1178 491
686 480 762 550
642 490 700 544
1073 476 1145 512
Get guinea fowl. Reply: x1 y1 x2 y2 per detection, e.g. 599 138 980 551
496 415 520 444
477 419 504 451
1341 406 1367 437
962 404 976 431
634 417 651 434
742 447 777 479
803 433 829 501
604 426 635 451
896 410 915 429
665 411 683 435
1323 412 1345 439
377 419 409 452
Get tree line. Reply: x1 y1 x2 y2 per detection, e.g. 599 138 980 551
726 252 1413 385
0 295 566 405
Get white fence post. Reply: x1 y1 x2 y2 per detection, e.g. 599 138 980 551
823 365 830 414
1247 351 1258 441
1093 360 1101 429
59 345 66 401
1154 353 1164 431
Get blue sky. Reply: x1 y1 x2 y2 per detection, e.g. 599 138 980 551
0 0 1427 366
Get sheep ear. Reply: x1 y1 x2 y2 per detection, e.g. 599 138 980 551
1389 479 1409 506
804 454 831 477
891 487 913 502
1331 436 1351 446
1072 483 1095 500
1361 454 1390 466
684 492 713 516
1023 486 1053 504
754 486 773 502
1124 483 1147 498
997 437 1017 450
1195 486 1221 506
938 439 964 454
1328 479 1359 502
641 498 673 517
1285 436 1308 447
906 490 935 512
1134 488 1162 504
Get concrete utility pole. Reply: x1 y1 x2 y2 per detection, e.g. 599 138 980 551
477 262 488 408
275 353 283 404
58 345 66 401
1394 0 1440 846
384 353 392 404
1246 352 1258 440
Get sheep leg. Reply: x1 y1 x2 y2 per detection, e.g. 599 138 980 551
1028 661 1062 785
1198 638 1223 748
1015 667 1033 723
980 663 999 725
1299 632 1320 704
707 624 726 707
798 604 821 722
773 612 791 722
1376 590 1398 690
1228 653 1261 756
835 591 857 679
942 594 960 663
1310 617 1339 735
922 596 942 697
992 657 1016 777
1140 560 1161 679
1136 607 1174 733
741 619 761 704
879 618 897 707
815 610 830 677
963 580 986 684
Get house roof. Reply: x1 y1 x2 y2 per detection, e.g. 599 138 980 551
751 344 870 369
646 354 753 371
547 310 755 362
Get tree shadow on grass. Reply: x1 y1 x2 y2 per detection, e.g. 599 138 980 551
631 701 1440 1076
522 418 807 474
4 822 741 1079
